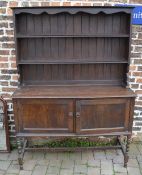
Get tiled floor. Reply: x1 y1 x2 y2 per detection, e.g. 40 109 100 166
0 142 142 175
0 129 6 150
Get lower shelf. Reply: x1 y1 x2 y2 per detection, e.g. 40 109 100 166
16 131 131 137
25 145 122 152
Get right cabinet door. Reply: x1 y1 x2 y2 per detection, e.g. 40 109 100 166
76 98 131 134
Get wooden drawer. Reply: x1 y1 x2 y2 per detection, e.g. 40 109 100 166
75 98 133 134
13 99 74 134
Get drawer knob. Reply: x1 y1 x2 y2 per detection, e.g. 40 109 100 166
76 112 80 118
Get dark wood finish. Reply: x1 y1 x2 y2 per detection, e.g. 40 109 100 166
25 146 122 151
13 86 135 99
14 8 130 86
18 37 128 62
16 131 132 137
12 6 135 169
14 99 74 133
76 98 130 134
18 60 128 64
16 10 130 35
20 63 127 85
17 34 129 38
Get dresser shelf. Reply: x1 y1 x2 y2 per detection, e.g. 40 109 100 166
18 59 128 65
16 34 129 38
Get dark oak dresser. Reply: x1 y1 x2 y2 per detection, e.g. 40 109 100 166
12 6 136 169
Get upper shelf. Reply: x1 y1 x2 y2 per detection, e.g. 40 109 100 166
18 59 128 64
16 34 129 38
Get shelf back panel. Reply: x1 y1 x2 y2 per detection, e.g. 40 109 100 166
20 64 127 86
16 12 130 36
18 38 129 62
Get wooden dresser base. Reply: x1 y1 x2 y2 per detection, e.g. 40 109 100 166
13 86 135 169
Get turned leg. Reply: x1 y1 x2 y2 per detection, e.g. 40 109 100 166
17 137 23 170
116 136 120 156
116 136 119 145
124 135 131 168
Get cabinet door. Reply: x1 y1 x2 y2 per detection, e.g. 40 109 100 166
76 98 130 134
15 99 74 134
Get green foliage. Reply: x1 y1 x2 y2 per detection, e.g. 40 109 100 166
31 137 116 148
11 144 17 150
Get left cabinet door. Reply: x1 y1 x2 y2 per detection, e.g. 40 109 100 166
13 99 74 134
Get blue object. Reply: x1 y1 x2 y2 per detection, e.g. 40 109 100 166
115 4 142 25
132 6 142 25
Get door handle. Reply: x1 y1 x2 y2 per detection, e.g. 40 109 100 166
76 112 80 118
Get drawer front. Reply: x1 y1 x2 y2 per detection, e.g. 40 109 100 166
76 98 131 134
13 99 74 134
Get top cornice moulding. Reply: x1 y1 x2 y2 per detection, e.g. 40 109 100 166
11 6 134 15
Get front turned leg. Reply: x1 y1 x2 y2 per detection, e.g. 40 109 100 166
17 138 23 170
124 135 131 168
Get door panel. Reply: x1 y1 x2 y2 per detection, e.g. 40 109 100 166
76 98 130 134
16 99 74 133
